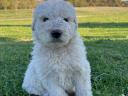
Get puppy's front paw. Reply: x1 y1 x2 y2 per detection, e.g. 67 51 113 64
30 94 39 96
67 92 75 96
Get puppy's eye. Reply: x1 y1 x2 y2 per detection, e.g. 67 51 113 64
64 18 69 22
43 17 49 22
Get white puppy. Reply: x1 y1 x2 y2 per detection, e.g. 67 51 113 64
22 0 93 96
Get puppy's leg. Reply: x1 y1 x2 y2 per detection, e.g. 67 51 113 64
43 80 68 96
30 94 39 96
30 91 49 96
22 64 43 95
74 68 92 96
66 91 75 96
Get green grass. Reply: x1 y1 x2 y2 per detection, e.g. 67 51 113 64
0 7 128 96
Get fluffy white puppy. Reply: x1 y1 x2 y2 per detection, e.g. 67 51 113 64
22 0 92 96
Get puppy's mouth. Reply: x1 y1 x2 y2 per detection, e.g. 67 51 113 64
46 38 70 48
45 39 66 48
51 38 63 43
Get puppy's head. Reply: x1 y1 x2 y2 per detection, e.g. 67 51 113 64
32 0 77 47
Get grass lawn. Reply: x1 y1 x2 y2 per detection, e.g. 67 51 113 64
0 7 128 96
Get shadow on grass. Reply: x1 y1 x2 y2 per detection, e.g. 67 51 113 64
0 37 32 44
79 22 128 28
83 36 127 40
1 22 128 28
0 24 31 27
0 37 17 42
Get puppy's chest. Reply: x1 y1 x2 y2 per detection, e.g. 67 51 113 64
41 46 82 72
54 70 74 90
47 52 77 72
50 61 74 90
43 53 76 89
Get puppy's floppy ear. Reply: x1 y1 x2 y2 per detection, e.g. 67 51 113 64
75 19 78 30
32 18 36 31
32 10 37 31
32 9 36 31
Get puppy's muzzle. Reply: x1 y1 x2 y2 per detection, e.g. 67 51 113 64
51 29 62 39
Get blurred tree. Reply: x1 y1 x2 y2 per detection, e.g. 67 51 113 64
0 0 127 9
0 0 10 9
87 0 95 6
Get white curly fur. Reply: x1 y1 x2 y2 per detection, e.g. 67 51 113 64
22 0 93 96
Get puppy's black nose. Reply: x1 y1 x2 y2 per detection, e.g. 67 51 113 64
51 30 62 39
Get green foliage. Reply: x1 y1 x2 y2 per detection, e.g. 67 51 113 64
0 0 128 9
69 0 127 7
0 8 128 96
0 0 36 9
